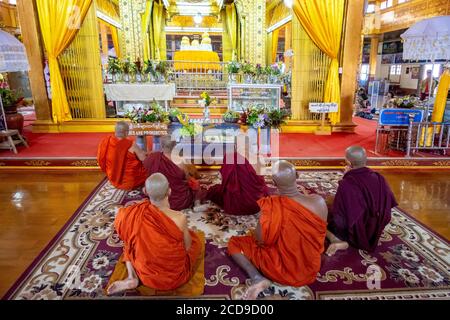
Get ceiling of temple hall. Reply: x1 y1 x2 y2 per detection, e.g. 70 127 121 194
166 0 223 18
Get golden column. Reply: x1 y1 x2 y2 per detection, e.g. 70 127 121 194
16 0 53 132
119 0 147 60
335 0 365 132
369 34 381 78
235 0 266 65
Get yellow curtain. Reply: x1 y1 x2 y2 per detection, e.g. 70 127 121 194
272 29 280 63
432 69 450 123
36 0 93 124
225 4 238 61
293 0 345 125
152 2 166 60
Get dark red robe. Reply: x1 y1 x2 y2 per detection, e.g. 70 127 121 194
207 152 269 216
144 152 195 211
328 167 398 252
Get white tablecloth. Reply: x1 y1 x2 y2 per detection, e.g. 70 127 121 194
104 83 176 102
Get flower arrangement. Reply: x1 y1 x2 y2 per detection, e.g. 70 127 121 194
155 60 170 79
394 96 416 109
268 63 282 76
227 61 241 74
267 109 290 129
178 113 203 138
121 58 136 75
223 110 240 123
125 101 168 124
144 60 157 78
241 61 256 76
244 105 269 129
200 91 215 107
107 57 122 75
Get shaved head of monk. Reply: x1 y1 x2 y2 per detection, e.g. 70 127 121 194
115 121 130 139
272 160 297 188
345 146 368 169
160 135 177 154
145 173 170 203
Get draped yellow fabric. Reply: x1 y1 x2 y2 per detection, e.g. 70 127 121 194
293 0 345 125
225 4 238 61
271 29 280 63
152 2 166 60
36 0 93 124
420 69 450 147
432 69 450 123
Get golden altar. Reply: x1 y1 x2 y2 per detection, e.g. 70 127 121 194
173 51 221 72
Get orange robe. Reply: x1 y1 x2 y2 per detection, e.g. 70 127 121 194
115 200 202 290
228 196 327 287
97 136 148 191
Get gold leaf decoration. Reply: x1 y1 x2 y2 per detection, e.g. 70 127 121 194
381 160 418 167
25 160 51 167
71 160 99 167
433 161 450 167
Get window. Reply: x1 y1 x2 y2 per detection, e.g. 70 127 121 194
360 64 370 81
423 64 441 79
366 4 375 13
390 64 401 76
398 0 408 4
380 0 393 10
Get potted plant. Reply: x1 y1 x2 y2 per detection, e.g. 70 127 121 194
267 109 289 130
107 57 122 83
241 61 255 84
144 59 157 82
135 58 144 83
155 61 170 83
244 105 269 129
1 87 25 133
121 58 136 83
268 63 281 84
227 61 241 83
223 110 240 124
142 101 169 123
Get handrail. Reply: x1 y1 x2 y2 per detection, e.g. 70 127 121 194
406 121 450 157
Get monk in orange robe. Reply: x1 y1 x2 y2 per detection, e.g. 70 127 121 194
228 161 328 300
97 121 149 191
107 173 202 294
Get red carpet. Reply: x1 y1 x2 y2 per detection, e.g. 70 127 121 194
0 117 441 159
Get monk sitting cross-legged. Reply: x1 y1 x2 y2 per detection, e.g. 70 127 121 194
326 146 398 256
228 161 328 300
97 121 148 191
107 173 203 295
206 150 269 216
144 135 207 211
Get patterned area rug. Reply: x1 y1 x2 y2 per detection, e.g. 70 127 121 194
3 171 450 300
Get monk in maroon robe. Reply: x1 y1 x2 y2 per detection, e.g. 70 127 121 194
143 136 203 211
207 152 269 216
326 146 398 255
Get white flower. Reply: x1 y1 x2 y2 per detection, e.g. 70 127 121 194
417 266 444 283
400 250 420 262
92 256 109 270
80 275 103 293
398 269 420 284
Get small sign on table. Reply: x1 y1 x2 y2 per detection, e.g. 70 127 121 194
129 122 169 151
309 103 339 135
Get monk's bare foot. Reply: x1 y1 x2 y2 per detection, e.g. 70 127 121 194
193 203 211 213
243 278 271 300
107 278 139 295
326 241 349 256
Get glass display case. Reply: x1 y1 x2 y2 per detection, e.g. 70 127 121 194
228 84 282 112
